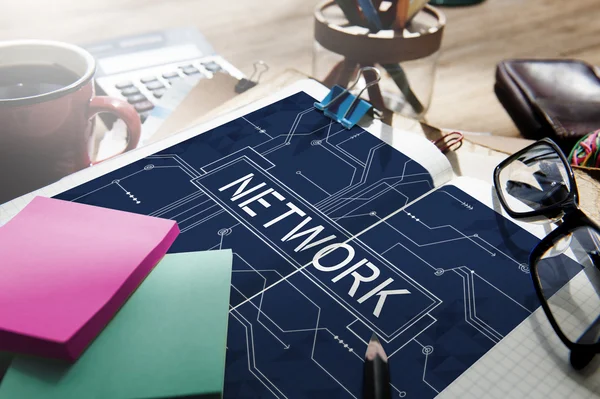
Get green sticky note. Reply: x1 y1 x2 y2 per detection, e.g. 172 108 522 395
0 250 233 399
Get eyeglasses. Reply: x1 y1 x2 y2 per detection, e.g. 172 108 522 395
493 138 600 370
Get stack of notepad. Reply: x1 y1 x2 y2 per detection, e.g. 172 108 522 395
0 197 232 398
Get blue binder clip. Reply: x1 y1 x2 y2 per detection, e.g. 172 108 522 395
315 66 382 129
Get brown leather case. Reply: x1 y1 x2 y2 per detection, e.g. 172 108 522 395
495 59 600 153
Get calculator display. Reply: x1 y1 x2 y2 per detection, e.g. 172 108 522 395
98 44 203 75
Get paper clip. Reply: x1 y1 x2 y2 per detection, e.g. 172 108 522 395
235 61 269 93
432 131 464 153
315 66 381 129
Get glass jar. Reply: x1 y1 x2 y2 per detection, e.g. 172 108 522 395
313 1 446 120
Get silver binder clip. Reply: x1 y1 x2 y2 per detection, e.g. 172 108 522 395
315 66 382 129
236 60 269 93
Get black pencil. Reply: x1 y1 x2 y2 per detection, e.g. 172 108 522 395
363 333 392 399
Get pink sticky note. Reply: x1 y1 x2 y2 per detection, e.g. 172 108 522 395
0 196 179 362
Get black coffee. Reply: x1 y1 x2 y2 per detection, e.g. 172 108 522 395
0 64 79 100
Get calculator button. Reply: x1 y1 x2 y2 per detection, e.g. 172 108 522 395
140 76 158 83
120 86 140 96
140 112 150 123
162 71 179 79
182 66 200 75
167 76 181 84
115 81 133 89
134 101 154 112
202 62 220 72
126 94 147 104
153 88 166 99
145 80 165 90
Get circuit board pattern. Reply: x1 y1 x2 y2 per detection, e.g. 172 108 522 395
55 92 579 398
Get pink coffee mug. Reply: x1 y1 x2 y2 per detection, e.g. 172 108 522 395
0 40 141 204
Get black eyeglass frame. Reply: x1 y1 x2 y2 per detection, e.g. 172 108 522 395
529 208 600 353
493 138 579 221
493 137 600 362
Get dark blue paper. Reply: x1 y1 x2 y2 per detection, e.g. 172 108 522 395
56 92 578 398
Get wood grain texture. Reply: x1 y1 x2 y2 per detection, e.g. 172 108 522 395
574 168 600 225
1 0 599 136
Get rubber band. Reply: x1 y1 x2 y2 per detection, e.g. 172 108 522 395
569 130 600 168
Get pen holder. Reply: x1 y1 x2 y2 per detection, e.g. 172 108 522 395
312 1 446 120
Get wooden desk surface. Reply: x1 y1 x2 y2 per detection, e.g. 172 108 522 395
1 0 599 136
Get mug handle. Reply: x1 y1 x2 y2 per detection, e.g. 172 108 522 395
87 96 141 165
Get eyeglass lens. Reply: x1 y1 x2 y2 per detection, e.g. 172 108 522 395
536 226 600 345
498 143 571 214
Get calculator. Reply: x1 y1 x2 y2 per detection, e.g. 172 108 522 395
84 27 245 123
